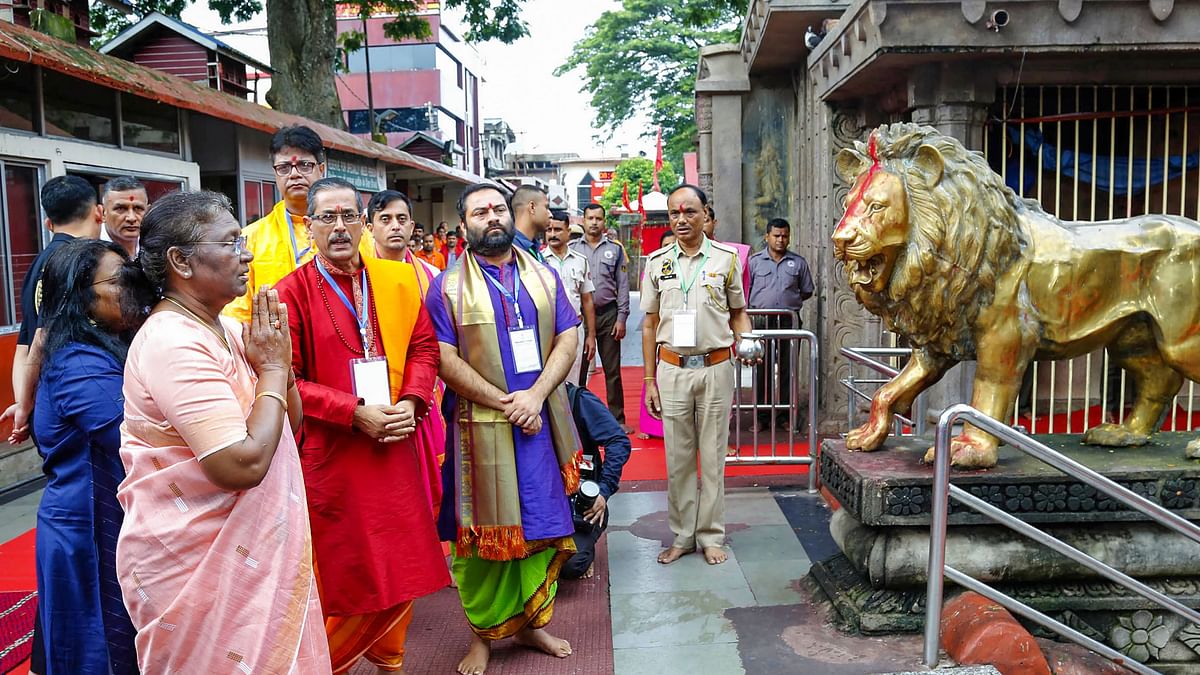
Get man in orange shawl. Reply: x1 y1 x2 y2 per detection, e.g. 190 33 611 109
364 189 445 511
274 178 450 673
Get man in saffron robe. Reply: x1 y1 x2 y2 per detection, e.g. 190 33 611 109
365 188 445 511
226 124 372 323
274 178 450 674
427 183 581 675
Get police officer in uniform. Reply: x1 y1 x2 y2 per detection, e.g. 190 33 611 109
641 184 753 566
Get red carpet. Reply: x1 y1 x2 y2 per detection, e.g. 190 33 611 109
585 366 812 483
0 592 35 674
0 529 35 675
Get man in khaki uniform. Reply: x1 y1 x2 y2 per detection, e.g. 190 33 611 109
642 184 752 566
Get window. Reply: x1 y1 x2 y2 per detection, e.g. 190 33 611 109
345 45 437 73
346 107 430 135
42 70 116 145
0 59 38 133
122 93 180 155
243 178 276 225
1 162 44 328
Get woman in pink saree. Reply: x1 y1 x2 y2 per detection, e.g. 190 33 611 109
116 191 330 673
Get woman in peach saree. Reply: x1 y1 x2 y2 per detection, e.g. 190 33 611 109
115 191 331 673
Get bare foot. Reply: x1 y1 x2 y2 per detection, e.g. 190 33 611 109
457 634 490 675
514 627 572 658
657 546 693 565
584 562 595 579
703 546 728 565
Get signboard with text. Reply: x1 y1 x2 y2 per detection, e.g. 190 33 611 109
326 156 383 192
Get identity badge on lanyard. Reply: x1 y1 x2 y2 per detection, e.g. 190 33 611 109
672 241 709 349
317 259 391 404
285 211 311 266
483 266 542 374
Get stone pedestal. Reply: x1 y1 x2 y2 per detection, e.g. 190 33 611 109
813 435 1200 672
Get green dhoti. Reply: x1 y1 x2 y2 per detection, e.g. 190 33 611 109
452 537 575 640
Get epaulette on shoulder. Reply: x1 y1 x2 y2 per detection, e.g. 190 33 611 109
645 245 673 260
710 240 739 255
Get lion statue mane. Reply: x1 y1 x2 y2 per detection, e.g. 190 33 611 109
833 122 1200 468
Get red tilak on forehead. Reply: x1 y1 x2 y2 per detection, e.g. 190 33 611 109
290 155 298 163
835 134 881 234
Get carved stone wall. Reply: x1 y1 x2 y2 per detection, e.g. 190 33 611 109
791 78 884 433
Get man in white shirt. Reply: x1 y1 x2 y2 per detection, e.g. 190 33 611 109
544 211 596 385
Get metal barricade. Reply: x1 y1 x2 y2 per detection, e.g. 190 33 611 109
840 346 927 438
923 404 1200 674
729 322 819 494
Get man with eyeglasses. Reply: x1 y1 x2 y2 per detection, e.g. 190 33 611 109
273 177 450 674
225 124 372 323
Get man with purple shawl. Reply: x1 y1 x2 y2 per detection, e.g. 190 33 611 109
427 183 581 675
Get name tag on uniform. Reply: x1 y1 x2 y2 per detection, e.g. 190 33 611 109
351 356 391 406
510 327 542 373
673 310 697 348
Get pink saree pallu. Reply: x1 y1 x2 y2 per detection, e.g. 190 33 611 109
116 312 331 674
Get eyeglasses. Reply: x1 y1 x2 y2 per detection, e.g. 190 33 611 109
190 235 248 256
91 274 120 287
310 212 362 225
272 160 319 177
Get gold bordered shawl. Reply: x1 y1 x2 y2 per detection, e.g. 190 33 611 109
441 247 580 560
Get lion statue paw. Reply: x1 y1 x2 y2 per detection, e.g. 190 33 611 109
1082 423 1151 447
922 434 998 469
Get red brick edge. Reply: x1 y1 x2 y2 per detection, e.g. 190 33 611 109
940 592 1051 675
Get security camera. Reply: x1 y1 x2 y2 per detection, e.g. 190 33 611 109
985 9 1009 31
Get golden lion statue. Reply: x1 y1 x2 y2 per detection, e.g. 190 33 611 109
833 122 1200 469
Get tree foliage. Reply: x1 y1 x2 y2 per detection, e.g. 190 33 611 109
598 157 678 222
91 0 529 129
556 0 745 170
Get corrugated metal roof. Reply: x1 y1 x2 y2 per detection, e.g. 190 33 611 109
0 19 484 186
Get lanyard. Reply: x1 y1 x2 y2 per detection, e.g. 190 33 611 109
481 261 525 327
675 238 711 300
316 258 372 354
285 211 310 266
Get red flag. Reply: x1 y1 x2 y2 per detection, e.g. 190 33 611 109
637 182 646 223
652 126 663 192
622 182 632 212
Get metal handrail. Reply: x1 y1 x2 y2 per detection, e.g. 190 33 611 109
731 328 819 493
839 346 926 436
924 404 1200 674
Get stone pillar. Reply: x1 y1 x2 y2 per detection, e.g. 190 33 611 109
906 63 997 421
695 44 750 243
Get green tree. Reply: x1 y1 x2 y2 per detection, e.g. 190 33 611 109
91 0 529 129
556 0 745 170
598 157 678 223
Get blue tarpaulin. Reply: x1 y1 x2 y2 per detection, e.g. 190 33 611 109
1005 126 1200 196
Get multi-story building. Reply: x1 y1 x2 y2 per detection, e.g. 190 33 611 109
335 2 484 175
482 118 515 178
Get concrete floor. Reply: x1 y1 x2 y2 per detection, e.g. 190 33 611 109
605 487 937 675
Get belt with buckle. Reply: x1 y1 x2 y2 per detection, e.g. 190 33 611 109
659 346 732 369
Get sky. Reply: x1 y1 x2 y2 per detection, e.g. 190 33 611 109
180 0 653 158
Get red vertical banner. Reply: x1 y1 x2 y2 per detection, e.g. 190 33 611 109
652 126 663 193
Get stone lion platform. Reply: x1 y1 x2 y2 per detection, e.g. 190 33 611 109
814 435 1200 673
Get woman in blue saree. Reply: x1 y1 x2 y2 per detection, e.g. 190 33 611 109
31 239 148 674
